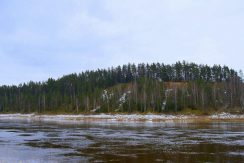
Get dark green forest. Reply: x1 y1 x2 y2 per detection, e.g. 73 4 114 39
0 61 243 114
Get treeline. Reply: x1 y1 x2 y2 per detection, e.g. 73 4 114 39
0 61 243 113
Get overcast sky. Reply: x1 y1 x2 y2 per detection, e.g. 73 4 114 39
0 0 244 85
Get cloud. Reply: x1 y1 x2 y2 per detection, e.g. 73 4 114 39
0 0 244 85
0 47 48 85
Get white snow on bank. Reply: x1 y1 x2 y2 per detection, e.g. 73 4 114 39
0 112 243 123
0 114 192 122
210 112 244 119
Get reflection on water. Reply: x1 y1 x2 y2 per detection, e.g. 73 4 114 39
0 119 243 162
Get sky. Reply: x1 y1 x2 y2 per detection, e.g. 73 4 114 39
0 0 244 85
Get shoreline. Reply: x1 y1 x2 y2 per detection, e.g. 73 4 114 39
0 112 244 123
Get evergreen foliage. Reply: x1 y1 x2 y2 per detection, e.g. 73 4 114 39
0 61 243 113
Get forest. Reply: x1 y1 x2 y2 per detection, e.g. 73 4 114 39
0 61 243 114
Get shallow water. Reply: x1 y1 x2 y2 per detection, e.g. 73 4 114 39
0 119 243 163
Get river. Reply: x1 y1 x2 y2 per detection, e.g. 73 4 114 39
0 119 243 162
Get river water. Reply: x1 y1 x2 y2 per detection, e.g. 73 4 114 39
0 119 243 163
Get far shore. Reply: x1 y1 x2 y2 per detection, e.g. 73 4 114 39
0 112 244 123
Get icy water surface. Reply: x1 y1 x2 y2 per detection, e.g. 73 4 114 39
0 119 244 163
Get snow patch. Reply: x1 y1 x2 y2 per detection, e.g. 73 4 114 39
210 112 244 119
0 112 244 123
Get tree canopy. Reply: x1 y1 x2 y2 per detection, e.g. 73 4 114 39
0 61 243 113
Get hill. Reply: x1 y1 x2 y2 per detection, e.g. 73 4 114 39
0 61 243 114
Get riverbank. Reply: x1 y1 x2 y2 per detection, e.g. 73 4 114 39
1 112 244 123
